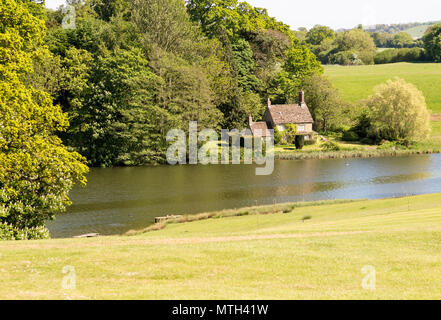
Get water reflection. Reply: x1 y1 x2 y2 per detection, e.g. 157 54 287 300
46 154 441 238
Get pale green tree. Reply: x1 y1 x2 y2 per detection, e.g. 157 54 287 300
365 78 431 142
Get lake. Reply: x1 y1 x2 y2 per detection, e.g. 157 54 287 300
46 154 441 238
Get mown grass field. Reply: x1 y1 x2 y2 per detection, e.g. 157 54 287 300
1 194 441 300
325 62 441 113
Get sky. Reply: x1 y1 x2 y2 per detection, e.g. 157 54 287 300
45 0 441 30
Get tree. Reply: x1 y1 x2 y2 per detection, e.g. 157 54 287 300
392 32 414 48
74 48 173 166
306 25 335 45
0 0 88 238
365 78 431 142
269 45 323 103
132 0 195 54
186 0 292 40
302 75 345 132
232 39 260 91
423 23 441 62
333 29 376 64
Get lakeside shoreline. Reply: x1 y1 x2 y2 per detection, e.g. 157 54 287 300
275 148 441 160
126 193 440 237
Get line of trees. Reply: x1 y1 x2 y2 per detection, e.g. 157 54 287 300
298 23 441 65
39 0 323 167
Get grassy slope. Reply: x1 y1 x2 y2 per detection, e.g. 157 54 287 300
1 194 441 300
401 25 431 39
325 63 441 113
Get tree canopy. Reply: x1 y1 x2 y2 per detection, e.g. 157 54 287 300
0 0 88 239
365 78 431 142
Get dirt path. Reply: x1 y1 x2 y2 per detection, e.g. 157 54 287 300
431 114 441 121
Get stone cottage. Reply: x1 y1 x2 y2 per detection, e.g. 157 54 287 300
248 91 315 140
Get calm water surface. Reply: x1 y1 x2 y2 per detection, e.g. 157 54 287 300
47 154 441 238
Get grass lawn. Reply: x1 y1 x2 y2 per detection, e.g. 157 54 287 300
325 62 441 113
432 120 441 137
1 193 441 300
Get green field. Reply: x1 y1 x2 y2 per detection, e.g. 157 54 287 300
325 63 441 113
376 47 394 53
1 194 441 300
401 25 432 39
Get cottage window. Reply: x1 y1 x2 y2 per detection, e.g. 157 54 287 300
298 125 305 132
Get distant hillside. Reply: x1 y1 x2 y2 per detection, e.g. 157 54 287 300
401 24 434 39
363 21 441 39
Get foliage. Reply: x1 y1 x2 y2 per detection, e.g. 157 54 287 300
0 0 88 235
302 75 347 132
306 27 377 65
131 0 195 55
270 45 323 103
36 0 325 168
306 25 335 46
364 78 431 142
273 127 284 145
332 29 376 65
186 0 292 41
374 48 427 64
0 223 49 240
321 141 341 151
232 39 260 91
423 23 441 62
342 131 360 142
284 124 298 144
294 135 305 150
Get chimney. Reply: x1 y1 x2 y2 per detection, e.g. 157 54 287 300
248 114 253 126
268 98 271 108
299 91 305 105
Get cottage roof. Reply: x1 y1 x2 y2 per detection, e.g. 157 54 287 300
268 103 314 125
249 121 271 137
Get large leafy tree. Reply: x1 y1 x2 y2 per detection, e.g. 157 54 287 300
269 45 323 103
186 0 291 40
302 75 347 132
333 29 376 65
423 23 441 62
0 0 88 238
306 25 335 46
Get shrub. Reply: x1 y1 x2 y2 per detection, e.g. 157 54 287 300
284 124 298 144
360 137 375 145
374 48 427 64
342 131 360 142
274 127 284 145
330 51 362 65
321 141 341 151
0 223 50 241
295 135 305 149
